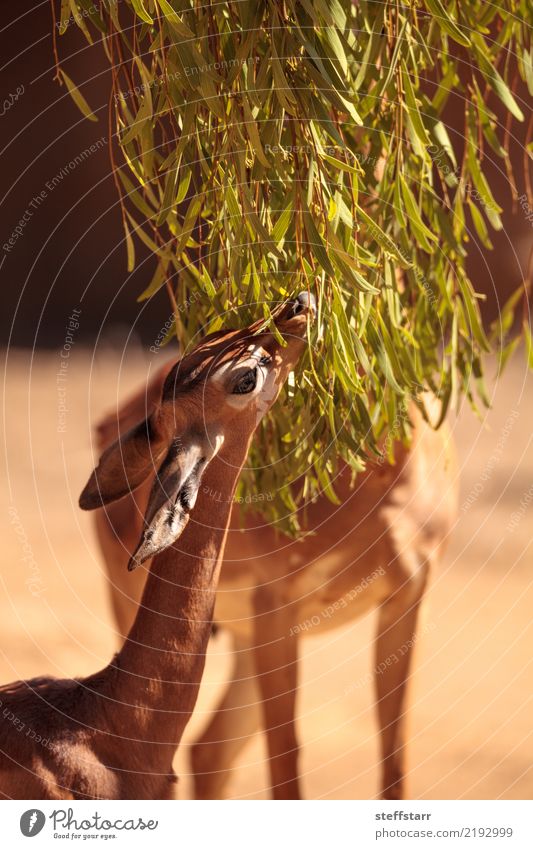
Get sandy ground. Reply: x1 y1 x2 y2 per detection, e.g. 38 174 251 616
1 346 531 800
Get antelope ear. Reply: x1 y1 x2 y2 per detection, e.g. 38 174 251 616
79 416 166 510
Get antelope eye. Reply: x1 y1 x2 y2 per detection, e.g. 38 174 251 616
232 367 258 395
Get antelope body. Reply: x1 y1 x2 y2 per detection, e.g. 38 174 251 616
95 353 458 799
0 296 310 799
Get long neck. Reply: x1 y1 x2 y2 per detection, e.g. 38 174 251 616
110 434 251 766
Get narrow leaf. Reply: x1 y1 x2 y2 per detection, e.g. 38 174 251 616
59 69 98 122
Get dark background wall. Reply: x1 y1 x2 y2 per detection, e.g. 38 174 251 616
1 0 167 350
1 3 530 350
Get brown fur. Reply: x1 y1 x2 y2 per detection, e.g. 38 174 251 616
94 367 458 799
0 301 310 799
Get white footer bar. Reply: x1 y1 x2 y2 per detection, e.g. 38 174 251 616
4 799 533 848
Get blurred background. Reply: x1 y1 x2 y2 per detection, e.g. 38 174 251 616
1 3 532 799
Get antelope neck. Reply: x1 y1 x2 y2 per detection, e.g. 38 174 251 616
111 431 252 754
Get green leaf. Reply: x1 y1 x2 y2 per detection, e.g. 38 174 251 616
272 201 293 245
323 26 348 76
524 322 533 370
494 286 524 338
471 34 525 122
242 98 270 168
367 320 405 394
431 118 458 170
66 0 92 42
467 199 492 249
156 0 195 37
314 460 341 505
393 175 407 229
270 39 297 112
457 273 491 352
225 184 241 222
125 211 160 254
59 69 98 122
75 0 106 33
131 0 153 25
121 84 153 145
521 47 533 97
321 152 360 174
123 218 135 272
198 267 217 299
175 169 192 205
157 166 178 226
401 61 431 147
138 260 168 301
399 175 437 253
423 0 471 47
355 204 410 266
466 135 503 230
498 335 521 373
354 16 384 91
303 210 335 276
117 170 155 218
174 195 203 256
56 0 532 534
58 0 70 35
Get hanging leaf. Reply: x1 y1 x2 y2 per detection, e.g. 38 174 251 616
58 0 70 35
524 322 533 370
423 0 471 47
58 0 533 533
400 175 438 252
472 34 525 122
123 218 135 272
156 0 195 37
138 260 169 301
59 69 98 122
131 0 153 25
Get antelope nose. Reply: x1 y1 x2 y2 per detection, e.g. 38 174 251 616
291 291 317 316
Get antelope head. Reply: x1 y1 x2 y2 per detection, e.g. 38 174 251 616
79 293 315 569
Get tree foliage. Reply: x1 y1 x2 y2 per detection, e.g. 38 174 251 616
56 0 532 532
